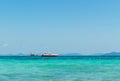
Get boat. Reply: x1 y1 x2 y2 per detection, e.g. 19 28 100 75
30 53 38 56
41 53 58 57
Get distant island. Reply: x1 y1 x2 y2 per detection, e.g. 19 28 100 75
0 52 120 56
100 52 120 56
60 53 82 56
60 52 120 56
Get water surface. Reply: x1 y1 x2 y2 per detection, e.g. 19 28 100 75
0 56 120 81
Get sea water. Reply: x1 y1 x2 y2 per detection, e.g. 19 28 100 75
0 56 120 81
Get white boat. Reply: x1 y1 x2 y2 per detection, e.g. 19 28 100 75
41 53 58 57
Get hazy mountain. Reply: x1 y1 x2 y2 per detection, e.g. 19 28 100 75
0 53 29 56
60 53 83 56
0 52 120 56
101 52 120 56
61 52 120 56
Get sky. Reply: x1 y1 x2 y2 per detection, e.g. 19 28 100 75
0 0 120 55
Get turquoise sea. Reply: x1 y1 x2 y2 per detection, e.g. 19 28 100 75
0 56 120 81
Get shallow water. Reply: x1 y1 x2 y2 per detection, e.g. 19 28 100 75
0 56 120 81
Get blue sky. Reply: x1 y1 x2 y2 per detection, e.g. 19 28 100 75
0 0 120 55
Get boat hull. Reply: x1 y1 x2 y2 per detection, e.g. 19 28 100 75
41 53 58 57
